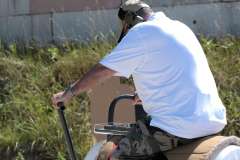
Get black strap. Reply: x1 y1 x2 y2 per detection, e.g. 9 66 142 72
118 8 127 20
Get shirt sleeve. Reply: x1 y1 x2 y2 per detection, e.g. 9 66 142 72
99 29 147 78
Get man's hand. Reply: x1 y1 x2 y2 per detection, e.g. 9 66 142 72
52 91 71 109
132 91 142 106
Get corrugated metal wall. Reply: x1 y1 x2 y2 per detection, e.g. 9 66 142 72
0 0 239 44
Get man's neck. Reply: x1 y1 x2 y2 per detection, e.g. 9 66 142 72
143 12 154 22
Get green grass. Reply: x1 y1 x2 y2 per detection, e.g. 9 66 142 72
0 33 117 159
0 34 240 159
202 36 240 136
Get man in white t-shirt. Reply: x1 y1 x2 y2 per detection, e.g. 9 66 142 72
52 0 226 159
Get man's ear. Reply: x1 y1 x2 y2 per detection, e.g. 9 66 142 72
123 24 131 36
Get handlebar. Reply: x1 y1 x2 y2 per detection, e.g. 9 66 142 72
108 94 135 124
57 103 77 160
58 102 66 111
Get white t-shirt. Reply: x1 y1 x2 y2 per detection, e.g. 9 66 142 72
99 12 226 139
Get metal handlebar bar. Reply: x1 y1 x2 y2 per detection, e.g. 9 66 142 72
108 94 135 124
57 102 77 160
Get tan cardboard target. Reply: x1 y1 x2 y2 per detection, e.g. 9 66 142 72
90 76 135 145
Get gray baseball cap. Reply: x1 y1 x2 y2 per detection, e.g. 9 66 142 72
117 0 150 43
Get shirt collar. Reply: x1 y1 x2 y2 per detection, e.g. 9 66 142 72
147 12 166 22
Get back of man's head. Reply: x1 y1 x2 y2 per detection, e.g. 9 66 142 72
117 0 154 43
135 2 154 21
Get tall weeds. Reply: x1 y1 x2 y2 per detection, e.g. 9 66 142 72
202 36 240 136
0 34 117 159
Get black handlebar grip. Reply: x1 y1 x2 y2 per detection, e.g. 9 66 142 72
56 103 77 160
57 102 66 111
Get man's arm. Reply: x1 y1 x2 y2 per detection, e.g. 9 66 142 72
52 63 116 109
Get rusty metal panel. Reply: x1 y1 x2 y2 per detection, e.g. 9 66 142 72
30 0 121 14
0 0 30 17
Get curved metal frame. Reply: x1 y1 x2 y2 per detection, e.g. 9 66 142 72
108 94 134 124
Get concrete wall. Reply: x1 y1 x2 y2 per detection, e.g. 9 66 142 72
0 0 121 44
0 0 30 17
128 0 240 6
0 0 240 44
52 9 119 43
30 0 121 14
0 14 51 44
152 2 240 39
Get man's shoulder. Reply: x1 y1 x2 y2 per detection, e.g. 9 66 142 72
132 21 158 32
